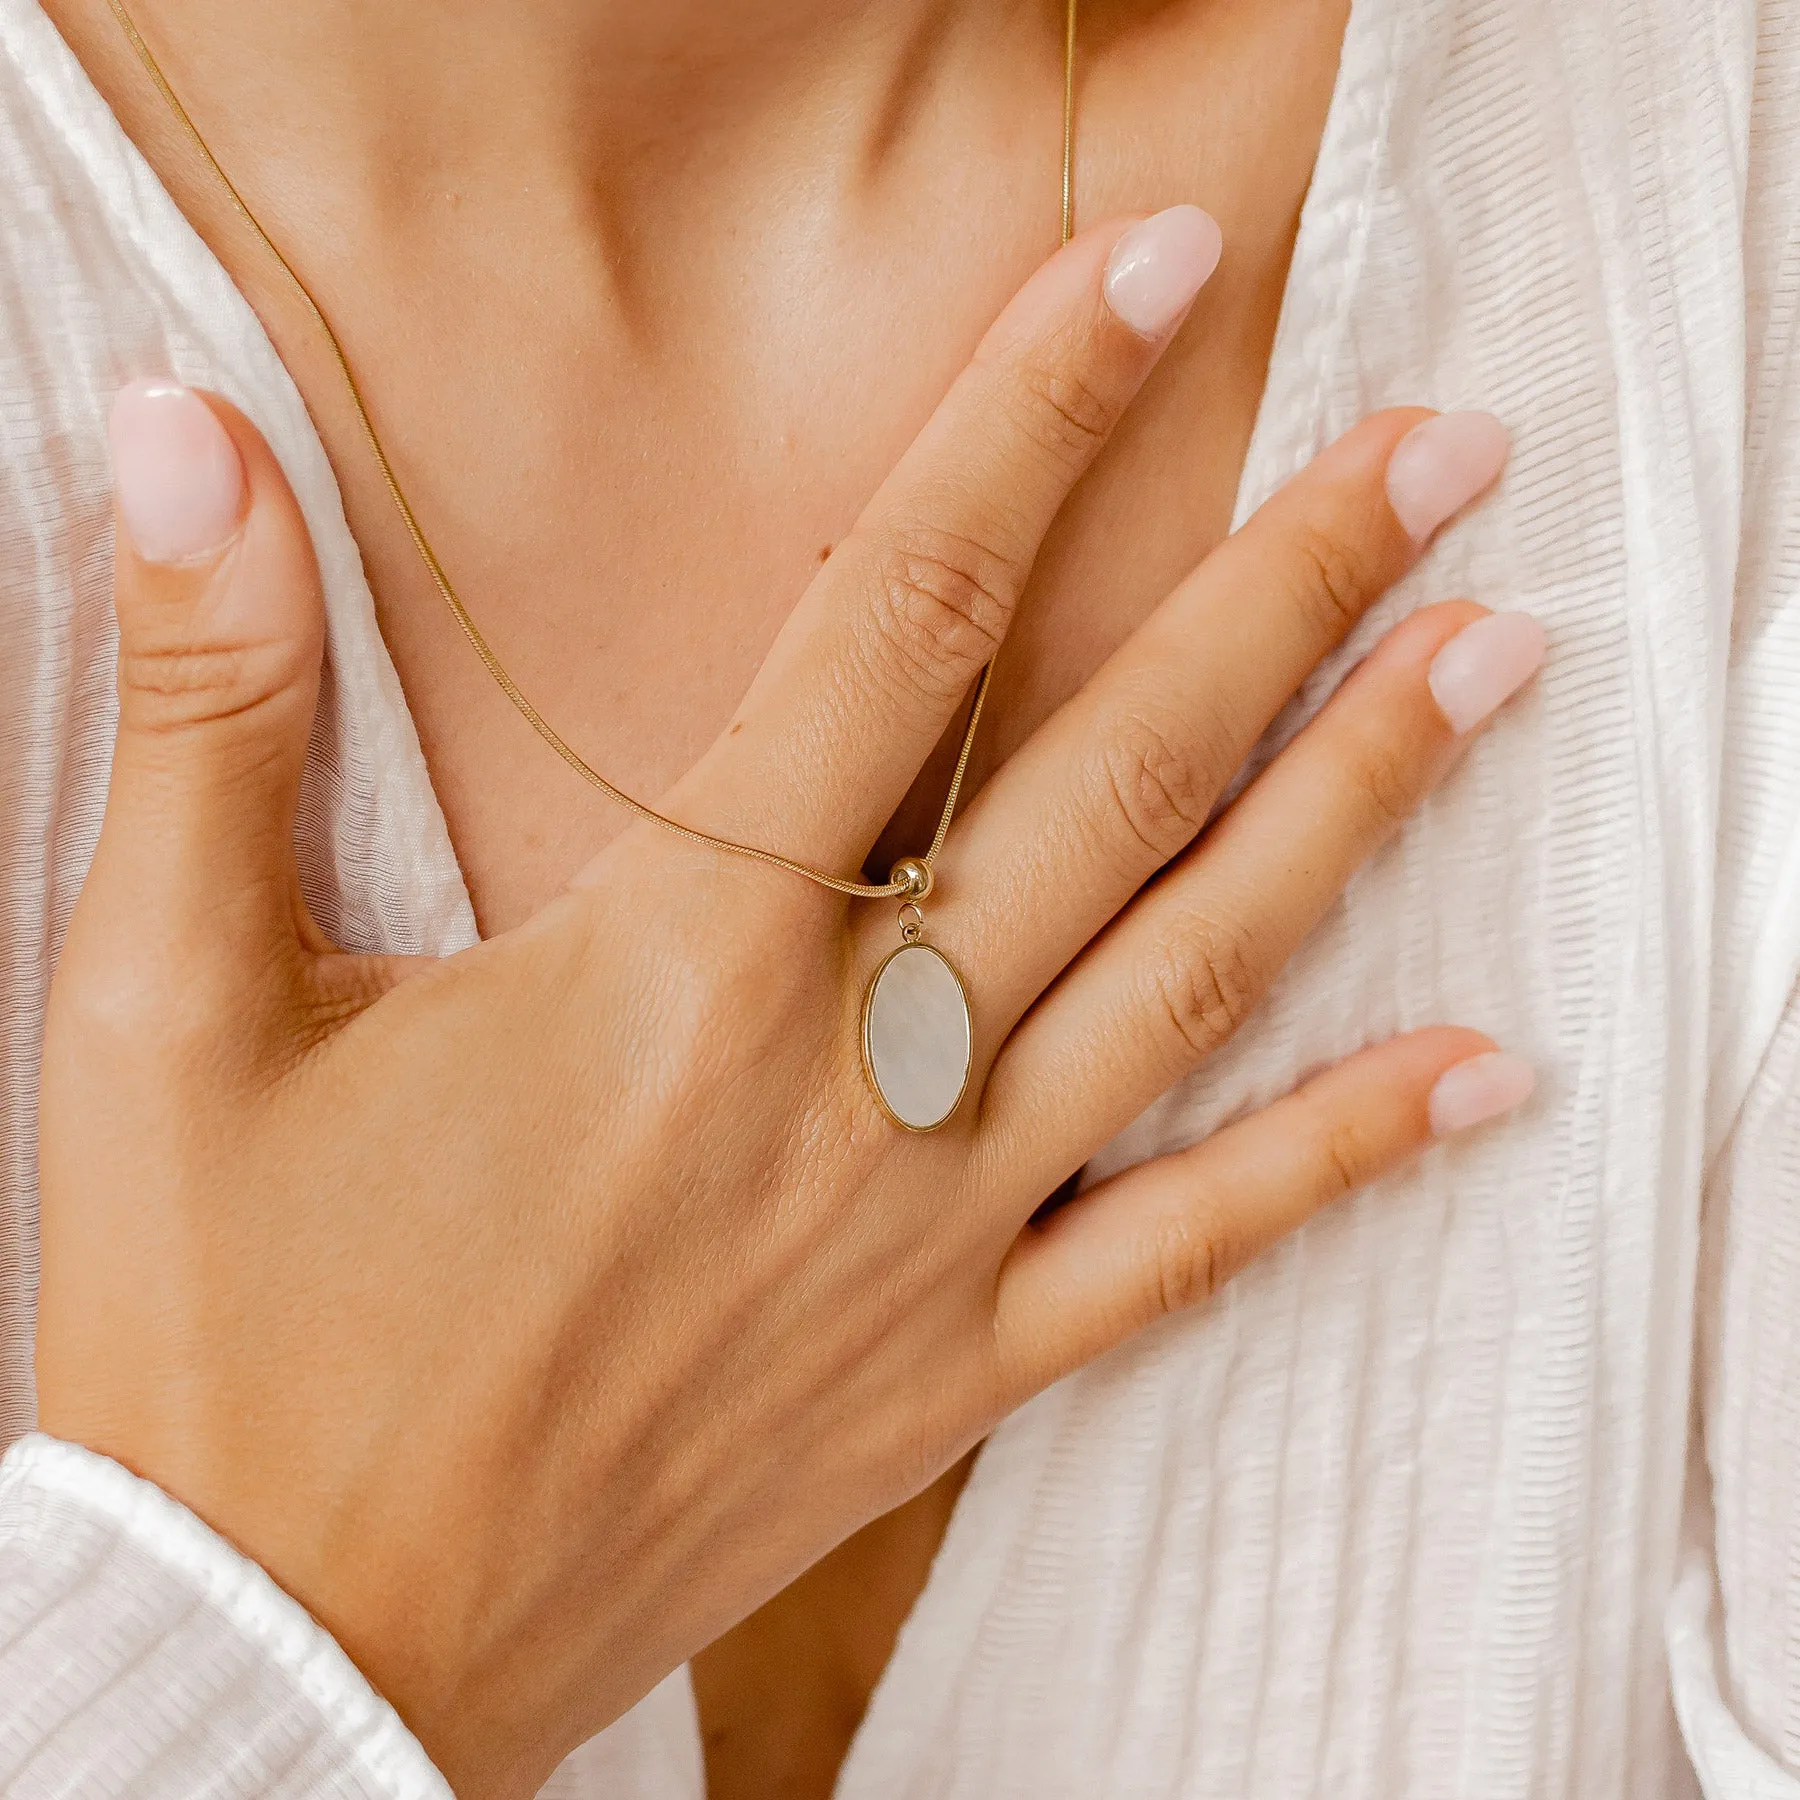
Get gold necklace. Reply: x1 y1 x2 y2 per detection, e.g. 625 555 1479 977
107 0 1081 1130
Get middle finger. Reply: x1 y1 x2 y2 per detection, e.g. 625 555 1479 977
929 407 1509 1039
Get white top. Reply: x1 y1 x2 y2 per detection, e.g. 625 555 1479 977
3 0 1800 1793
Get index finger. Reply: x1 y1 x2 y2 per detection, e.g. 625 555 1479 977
664 205 1224 888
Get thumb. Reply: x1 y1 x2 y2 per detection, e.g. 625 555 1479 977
91 379 327 962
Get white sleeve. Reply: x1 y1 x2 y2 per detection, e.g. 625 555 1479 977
0 1433 452 1800
1670 1 1800 1787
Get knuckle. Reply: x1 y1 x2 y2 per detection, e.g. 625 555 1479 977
1348 730 1422 834
1318 1117 1369 1201
1149 915 1264 1062
1149 1208 1222 1319
120 635 299 735
52 960 165 1051
1096 705 1211 867
1009 351 1117 472
1284 520 1379 640
52 944 236 1068
863 521 1018 704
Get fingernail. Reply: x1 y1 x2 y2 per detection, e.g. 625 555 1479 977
1428 611 1547 734
1428 1051 1535 1136
1385 410 1509 542
108 380 245 565
1103 206 1223 339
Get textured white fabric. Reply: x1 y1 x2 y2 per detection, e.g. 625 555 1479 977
0 1436 454 1800
3 0 1800 1794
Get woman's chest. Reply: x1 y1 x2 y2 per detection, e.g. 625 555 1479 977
211 0 1352 935
338 260 1288 934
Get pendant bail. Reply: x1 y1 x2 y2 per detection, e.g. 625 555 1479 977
891 857 932 943
890 856 934 902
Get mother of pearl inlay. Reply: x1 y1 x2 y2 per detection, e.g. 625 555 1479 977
861 943 973 1131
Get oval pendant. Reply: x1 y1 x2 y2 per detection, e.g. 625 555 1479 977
861 943 973 1132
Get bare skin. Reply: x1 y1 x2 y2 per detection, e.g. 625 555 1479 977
44 1 1352 1792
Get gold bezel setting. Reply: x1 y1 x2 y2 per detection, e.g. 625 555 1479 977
860 942 973 1134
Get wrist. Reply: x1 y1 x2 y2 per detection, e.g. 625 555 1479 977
0 1433 454 1800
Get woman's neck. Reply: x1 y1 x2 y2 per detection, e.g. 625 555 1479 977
88 0 1068 291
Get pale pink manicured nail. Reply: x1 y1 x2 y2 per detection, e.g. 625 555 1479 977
1102 206 1224 339
1428 1051 1536 1136
1428 611 1547 734
1385 410 1510 542
108 379 245 565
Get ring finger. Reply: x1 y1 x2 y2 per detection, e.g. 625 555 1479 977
926 407 1509 1044
978 598 1546 1191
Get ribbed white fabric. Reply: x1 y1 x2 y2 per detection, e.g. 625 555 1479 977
0 1437 454 1799
2 0 1799 1794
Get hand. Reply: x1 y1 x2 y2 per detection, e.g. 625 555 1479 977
35 206 1541 1800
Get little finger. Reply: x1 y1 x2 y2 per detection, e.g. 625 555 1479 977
993 1026 1534 1395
